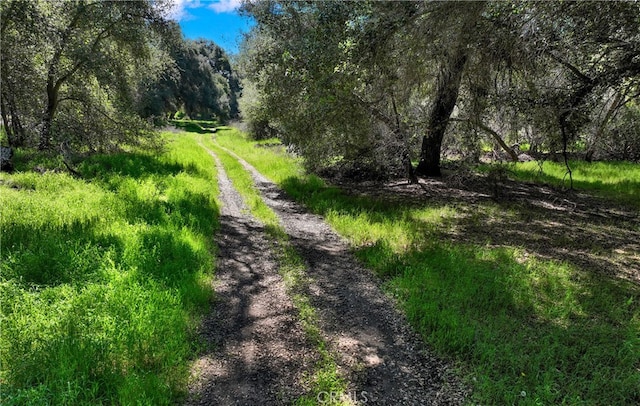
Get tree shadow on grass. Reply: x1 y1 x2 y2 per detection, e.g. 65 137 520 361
1 146 221 404
1 190 218 291
447 198 640 283
1 221 118 286
509 160 640 208
278 175 640 404
171 120 217 134
286 172 640 283
2 150 219 291
364 239 640 404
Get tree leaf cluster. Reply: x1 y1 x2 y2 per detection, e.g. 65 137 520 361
0 0 241 159
1 0 176 153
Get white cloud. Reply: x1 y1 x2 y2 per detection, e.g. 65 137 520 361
166 0 202 21
208 0 242 13
165 0 241 20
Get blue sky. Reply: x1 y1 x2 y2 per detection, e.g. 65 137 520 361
169 0 254 55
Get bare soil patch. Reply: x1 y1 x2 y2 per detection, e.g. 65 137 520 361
186 149 317 405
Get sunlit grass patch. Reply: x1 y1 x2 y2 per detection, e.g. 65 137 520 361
213 128 304 184
1 132 219 404
204 140 280 227
506 160 640 208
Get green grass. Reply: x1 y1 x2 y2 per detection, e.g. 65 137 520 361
0 132 219 405
503 160 640 208
170 119 217 134
217 128 640 405
198 135 348 405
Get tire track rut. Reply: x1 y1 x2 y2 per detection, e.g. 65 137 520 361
186 146 317 405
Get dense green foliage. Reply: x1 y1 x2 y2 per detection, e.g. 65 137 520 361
0 0 239 162
139 40 241 123
0 133 219 404
215 129 640 405
0 0 174 152
239 1 640 178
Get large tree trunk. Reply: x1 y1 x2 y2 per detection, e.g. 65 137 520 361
417 132 444 176
416 47 468 177
39 80 59 151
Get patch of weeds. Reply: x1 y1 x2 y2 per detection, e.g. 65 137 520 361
1 132 219 404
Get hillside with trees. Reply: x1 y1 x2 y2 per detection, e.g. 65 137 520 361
139 38 241 124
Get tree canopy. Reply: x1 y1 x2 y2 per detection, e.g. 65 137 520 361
239 0 640 179
139 38 242 123
0 0 241 157
1 0 176 152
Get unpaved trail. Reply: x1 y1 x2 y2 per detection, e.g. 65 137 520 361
209 143 468 405
186 146 318 405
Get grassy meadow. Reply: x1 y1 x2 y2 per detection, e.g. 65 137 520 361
0 133 219 404
214 128 640 405
2 124 638 405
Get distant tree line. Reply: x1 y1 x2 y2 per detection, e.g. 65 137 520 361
0 0 241 157
239 1 640 180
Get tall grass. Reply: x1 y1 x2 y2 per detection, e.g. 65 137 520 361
1 133 219 404
217 128 640 405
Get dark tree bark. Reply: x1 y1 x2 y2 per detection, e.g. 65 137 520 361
39 89 58 151
416 47 468 177
1 91 26 147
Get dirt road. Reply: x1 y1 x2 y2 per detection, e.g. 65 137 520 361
186 144 467 405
